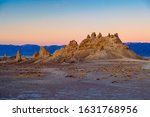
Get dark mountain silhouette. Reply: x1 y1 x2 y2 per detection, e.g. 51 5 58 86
126 43 150 57
0 44 64 56
0 43 149 57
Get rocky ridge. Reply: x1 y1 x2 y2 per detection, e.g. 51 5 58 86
52 32 142 62
0 32 143 63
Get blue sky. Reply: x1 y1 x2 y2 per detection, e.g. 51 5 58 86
0 0 150 45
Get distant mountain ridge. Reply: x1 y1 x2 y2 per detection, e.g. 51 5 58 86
0 44 64 56
126 43 150 57
0 43 149 57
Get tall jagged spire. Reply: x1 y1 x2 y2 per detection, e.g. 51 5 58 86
91 32 96 39
15 50 22 62
97 33 102 38
87 34 90 39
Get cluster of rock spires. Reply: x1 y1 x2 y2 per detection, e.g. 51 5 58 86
1 32 143 63
32 46 51 59
52 32 142 62
14 46 51 62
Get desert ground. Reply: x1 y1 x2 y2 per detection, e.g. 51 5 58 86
0 58 150 100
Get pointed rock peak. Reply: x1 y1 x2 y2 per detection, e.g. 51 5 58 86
112 33 122 44
15 50 22 62
91 32 96 38
39 46 50 58
97 33 102 38
110 34 114 38
3 53 7 61
32 51 39 58
68 40 78 47
87 34 90 39
114 33 119 38
108 33 111 37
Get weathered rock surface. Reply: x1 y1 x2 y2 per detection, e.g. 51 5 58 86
97 33 102 38
52 40 78 62
52 32 142 62
3 53 7 61
91 32 96 39
15 50 22 62
32 52 39 59
39 46 50 58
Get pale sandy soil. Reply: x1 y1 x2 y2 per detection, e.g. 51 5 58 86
0 59 150 100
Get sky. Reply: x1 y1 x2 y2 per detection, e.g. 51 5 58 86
0 0 150 45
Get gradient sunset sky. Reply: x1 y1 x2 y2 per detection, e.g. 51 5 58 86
0 0 150 45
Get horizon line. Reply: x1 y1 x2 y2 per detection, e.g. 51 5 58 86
0 42 150 46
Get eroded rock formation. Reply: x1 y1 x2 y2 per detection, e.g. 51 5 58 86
3 53 7 61
52 40 78 62
39 46 50 58
91 32 96 39
32 52 39 59
52 32 142 62
15 50 22 62
97 33 102 38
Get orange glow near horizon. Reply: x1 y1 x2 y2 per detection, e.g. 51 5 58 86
0 0 150 45
0 31 150 46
